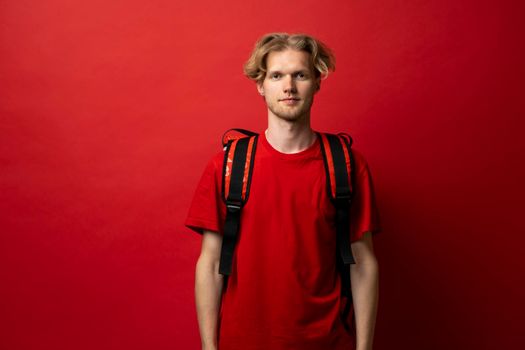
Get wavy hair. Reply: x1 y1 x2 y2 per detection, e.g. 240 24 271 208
243 32 336 85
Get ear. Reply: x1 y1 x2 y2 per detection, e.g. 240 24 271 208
257 82 264 96
314 77 321 92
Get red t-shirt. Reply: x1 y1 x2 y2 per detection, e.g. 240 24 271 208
185 130 382 350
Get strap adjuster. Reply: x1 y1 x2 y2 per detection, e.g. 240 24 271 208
335 187 351 200
226 200 242 212
335 193 352 205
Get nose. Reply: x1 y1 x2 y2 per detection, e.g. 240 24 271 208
283 74 297 94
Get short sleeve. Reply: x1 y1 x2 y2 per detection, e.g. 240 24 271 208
349 150 382 243
184 151 227 235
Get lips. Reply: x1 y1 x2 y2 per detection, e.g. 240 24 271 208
280 98 300 106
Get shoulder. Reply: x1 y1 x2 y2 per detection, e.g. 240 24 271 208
211 149 225 166
203 149 226 175
350 147 371 178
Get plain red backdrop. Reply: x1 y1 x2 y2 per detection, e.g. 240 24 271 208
1 0 524 349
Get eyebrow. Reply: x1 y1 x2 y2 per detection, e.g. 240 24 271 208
267 69 309 75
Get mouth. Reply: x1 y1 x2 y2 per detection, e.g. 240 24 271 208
280 98 300 105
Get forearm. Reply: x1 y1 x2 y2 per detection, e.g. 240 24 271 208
349 256 379 350
195 256 224 350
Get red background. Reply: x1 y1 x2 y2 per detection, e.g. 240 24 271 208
1 1 524 349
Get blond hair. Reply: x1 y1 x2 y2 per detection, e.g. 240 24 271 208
243 32 336 85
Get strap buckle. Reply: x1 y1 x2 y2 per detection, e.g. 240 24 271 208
226 200 242 212
335 191 352 204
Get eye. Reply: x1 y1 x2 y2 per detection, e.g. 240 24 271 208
295 72 307 79
270 73 281 79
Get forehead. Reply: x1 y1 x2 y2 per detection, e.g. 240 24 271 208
266 49 313 72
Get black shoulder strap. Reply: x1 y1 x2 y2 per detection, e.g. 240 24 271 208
317 131 357 333
221 128 259 148
218 129 259 288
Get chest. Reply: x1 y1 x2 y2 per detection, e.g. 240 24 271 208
241 154 336 223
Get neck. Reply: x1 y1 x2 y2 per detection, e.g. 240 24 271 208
265 115 316 154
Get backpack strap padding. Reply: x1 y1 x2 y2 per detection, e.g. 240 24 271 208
318 132 356 265
317 131 357 333
219 135 258 277
221 128 259 148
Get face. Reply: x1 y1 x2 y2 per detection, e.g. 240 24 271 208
257 49 320 123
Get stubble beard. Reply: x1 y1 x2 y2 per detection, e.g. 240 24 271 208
266 96 315 123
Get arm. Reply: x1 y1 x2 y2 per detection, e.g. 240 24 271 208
195 230 224 350
349 231 379 350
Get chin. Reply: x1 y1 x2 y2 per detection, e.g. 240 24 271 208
277 113 306 122
268 104 309 122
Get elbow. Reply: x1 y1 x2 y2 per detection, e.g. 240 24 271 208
196 253 221 275
350 254 379 277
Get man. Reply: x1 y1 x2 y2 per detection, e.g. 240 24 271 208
185 32 381 350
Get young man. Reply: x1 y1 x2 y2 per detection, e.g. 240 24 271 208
185 33 382 350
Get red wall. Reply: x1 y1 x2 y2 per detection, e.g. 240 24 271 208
1 1 523 349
